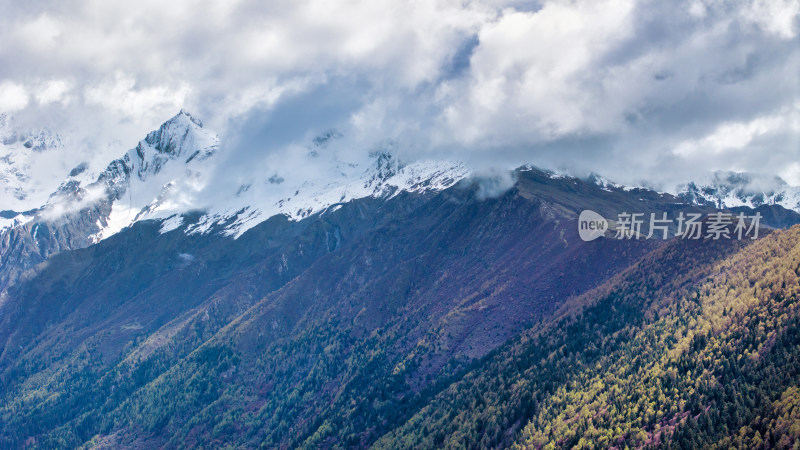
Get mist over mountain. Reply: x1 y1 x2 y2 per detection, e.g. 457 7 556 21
1 111 797 290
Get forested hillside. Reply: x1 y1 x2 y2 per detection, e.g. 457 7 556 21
378 227 800 449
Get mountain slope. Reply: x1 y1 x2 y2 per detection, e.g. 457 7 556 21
0 169 671 448
1 114 800 449
0 112 469 291
376 224 800 449
0 111 219 290
5 163 796 448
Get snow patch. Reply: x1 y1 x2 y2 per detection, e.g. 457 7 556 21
0 213 33 232
89 201 137 243
159 214 184 234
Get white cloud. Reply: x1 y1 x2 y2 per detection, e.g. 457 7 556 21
439 0 637 146
673 105 799 157
15 14 62 50
781 162 800 186
83 73 190 126
0 82 30 112
741 0 800 39
38 183 108 222
36 79 73 105
688 1 707 18
0 0 797 195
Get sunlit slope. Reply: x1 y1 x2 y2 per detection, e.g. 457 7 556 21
377 227 800 449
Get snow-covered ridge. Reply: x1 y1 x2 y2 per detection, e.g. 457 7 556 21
0 113 66 210
676 171 800 212
1 111 470 244
87 110 220 241
583 169 800 212
185 155 469 238
4 109 798 248
141 116 469 238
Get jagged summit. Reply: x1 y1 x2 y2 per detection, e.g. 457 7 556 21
7 109 798 255
178 108 203 127
0 113 470 247
676 170 800 211
140 110 213 157
582 169 800 213
184 138 470 238
130 110 218 180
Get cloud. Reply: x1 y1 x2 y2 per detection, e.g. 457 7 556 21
0 0 797 204
83 73 190 124
781 162 800 186
442 0 638 143
35 79 73 105
470 168 518 200
0 82 29 112
673 104 800 157
38 183 107 222
740 0 800 39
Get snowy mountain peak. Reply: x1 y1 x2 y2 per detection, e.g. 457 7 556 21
81 112 221 240
676 170 800 211
0 111 222 245
131 110 218 181
1 112 472 245
364 150 401 191
142 110 208 155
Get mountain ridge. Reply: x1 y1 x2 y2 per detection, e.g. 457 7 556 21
1 117 799 446
1 111 798 295
2 162 798 448
3 111 800 246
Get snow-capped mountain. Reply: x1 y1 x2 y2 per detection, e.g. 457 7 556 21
0 110 221 237
0 111 470 287
185 149 469 238
1 111 470 242
8 109 796 291
0 113 66 213
583 170 800 214
104 112 467 239
0 111 222 288
85 109 221 241
676 171 800 212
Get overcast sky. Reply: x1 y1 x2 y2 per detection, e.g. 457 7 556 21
0 0 798 190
